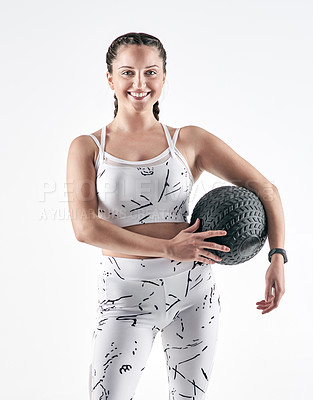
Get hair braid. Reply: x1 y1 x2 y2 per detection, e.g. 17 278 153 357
152 101 160 121
113 93 118 119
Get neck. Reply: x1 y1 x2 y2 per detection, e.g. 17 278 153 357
109 109 159 133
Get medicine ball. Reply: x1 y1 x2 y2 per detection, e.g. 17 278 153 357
190 186 268 265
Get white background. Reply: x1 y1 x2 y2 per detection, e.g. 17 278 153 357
1 0 312 399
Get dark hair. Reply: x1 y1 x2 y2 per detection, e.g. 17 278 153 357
106 32 167 121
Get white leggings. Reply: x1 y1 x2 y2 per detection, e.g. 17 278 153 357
89 256 221 400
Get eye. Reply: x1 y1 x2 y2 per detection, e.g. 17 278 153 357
121 70 157 76
122 70 133 76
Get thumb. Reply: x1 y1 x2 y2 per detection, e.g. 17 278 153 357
265 285 273 302
185 218 200 232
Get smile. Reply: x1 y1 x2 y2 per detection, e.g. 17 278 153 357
127 91 151 99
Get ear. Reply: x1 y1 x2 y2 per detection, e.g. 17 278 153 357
106 71 114 90
163 71 166 85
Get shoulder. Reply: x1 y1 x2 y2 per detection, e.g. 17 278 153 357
89 128 102 143
180 125 226 148
176 124 220 153
68 132 98 150
179 125 217 139
68 129 102 165
177 125 228 172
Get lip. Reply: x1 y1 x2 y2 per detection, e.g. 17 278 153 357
128 91 150 93
127 91 151 100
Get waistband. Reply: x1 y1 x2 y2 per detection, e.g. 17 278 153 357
97 255 211 280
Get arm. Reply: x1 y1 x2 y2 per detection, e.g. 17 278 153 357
66 135 169 257
66 134 230 262
80 218 169 258
193 126 286 313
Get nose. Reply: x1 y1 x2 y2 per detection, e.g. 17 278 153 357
132 76 146 89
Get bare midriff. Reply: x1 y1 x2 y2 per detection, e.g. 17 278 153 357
101 221 190 259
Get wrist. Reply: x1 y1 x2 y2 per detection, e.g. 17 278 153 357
268 248 288 264
270 252 285 264
161 238 173 258
158 239 170 258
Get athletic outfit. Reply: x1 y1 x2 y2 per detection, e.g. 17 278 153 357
91 123 194 227
88 123 221 400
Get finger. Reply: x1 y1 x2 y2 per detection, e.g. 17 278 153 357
256 295 275 304
256 303 273 308
198 253 221 262
256 299 273 305
260 293 278 314
256 298 274 307
272 285 285 308
200 230 227 238
184 218 200 232
261 302 278 314
256 303 274 312
204 252 222 262
256 296 275 311
202 242 230 253
198 255 216 264
265 283 273 302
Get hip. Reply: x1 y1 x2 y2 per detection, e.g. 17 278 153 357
95 255 220 320
97 254 213 280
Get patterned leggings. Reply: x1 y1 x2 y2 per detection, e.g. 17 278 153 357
89 255 221 400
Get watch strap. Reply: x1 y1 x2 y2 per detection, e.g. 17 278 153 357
268 248 288 263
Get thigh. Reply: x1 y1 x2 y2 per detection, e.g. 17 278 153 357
90 266 162 400
90 321 156 400
160 266 221 399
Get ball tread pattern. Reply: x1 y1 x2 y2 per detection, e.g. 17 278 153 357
190 186 268 265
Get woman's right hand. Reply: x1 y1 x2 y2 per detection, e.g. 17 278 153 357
166 218 231 263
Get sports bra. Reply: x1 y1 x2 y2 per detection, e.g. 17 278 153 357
89 122 195 228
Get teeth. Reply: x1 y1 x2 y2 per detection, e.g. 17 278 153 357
129 92 149 97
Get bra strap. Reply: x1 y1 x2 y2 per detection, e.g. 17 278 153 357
101 126 106 160
172 128 180 147
89 134 101 149
161 122 177 158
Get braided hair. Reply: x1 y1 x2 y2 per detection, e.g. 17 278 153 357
106 32 167 121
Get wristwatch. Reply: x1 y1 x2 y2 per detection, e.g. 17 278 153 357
268 248 288 264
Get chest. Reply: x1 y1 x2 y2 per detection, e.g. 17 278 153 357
93 127 201 183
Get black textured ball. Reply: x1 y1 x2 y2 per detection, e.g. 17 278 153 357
190 186 268 265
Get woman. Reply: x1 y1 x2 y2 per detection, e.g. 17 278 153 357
66 32 286 400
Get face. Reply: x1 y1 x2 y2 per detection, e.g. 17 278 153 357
107 45 166 112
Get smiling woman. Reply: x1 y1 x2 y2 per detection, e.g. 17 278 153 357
106 42 166 119
66 31 286 400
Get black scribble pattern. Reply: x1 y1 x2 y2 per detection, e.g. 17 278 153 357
89 125 194 226
137 166 154 176
95 156 193 226
158 168 170 202
90 257 221 399
89 127 215 399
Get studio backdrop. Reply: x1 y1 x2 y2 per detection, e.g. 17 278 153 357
0 1 312 400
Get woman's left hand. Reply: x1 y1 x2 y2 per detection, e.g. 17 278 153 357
256 259 285 314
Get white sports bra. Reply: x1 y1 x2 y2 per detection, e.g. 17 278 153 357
89 122 195 228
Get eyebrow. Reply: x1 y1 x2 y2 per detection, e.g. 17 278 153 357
118 65 160 69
